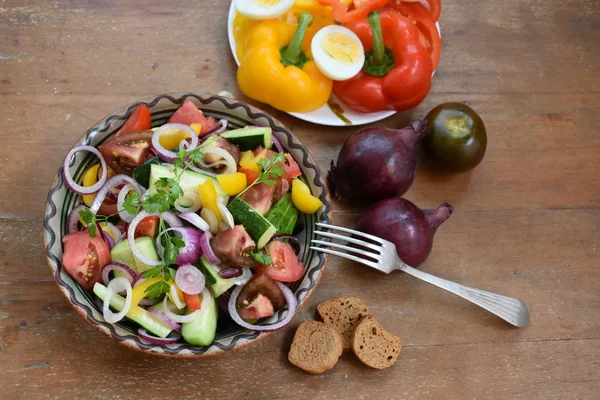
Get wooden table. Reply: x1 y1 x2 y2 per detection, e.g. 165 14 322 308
1 1 599 398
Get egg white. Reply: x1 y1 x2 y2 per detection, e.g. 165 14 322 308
235 0 295 20
311 25 365 81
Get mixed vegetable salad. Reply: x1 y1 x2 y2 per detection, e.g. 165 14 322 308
61 100 324 346
233 0 442 113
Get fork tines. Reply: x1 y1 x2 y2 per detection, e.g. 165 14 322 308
310 222 384 269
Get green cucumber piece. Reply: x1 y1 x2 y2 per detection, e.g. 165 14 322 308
197 256 235 297
265 194 299 235
181 291 218 346
227 197 277 249
150 297 185 316
110 236 159 274
93 283 172 338
148 164 227 197
220 127 272 151
133 156 161 188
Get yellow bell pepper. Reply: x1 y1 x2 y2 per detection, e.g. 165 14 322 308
131 277 163 308
291 178 323 214
239 149 268 171
159 125 200 150
190 123 202 135
237 13 333 113
198 180 221 225
82 164 116 206
217 172 248 196
234 0 334 61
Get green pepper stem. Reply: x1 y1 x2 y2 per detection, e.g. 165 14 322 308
283 13 313 65
368 11 386 66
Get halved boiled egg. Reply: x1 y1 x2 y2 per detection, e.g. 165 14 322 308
311 25 365 81
235 0 295 20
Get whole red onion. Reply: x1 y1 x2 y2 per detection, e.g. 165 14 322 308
357 198 453 267
328 120 426 203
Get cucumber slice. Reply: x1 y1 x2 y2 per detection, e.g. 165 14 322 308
148 164 227 197
227 197 277 249
181 291 218 346
133 156 161 188
93 283 172 338
221 127 272 151
110 236 159 274
265 194 299 235
197 256 235 297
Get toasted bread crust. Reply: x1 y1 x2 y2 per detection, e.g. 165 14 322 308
351 315 402 370
288 321 343 374
317 296 370 350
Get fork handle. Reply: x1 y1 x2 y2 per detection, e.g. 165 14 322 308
394 261 530 327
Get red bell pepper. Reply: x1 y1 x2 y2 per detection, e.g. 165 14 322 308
388 0 441 23
333 10 433 113
317 0 388 23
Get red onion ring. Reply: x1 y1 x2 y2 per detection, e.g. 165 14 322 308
132 272 146 287
63 145 108 195
101 229 115 250
272 134 284 153
169 284 186 310
175 264 205 295
219 268 242 279
90 174 145 215
103 277 132 323
117 184 138 222
231 267 252 286
162 211 183 227
127 211 162 267
179 212 210 232
187 163 218 177
228 282 297 332
101 262 136 286
139 298 160 307
105 222 123 244
68 204 87 233
148 308 181 332
199 232 221 264
151 123 198 162
138 328 180 345
213 119 229 135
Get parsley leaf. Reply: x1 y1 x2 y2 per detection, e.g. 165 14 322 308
145 280 170 300
122 191 141 215
143 265 163 279
79 208 97 238
188 147 204 165
251 249 273 266
239 153 287 196
142 190 171 213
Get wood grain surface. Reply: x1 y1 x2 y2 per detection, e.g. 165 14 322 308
1 0 599 399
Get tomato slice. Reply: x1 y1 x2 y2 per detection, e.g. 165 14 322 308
184 293 202 310
281 153 302 183
168 99 219 134
238 167 259 185
116 104 152 137
255 241 304 282
134 216 159 238
62 231 111 291
99 131 154 176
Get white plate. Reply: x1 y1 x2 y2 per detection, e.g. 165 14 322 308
227 2 396 126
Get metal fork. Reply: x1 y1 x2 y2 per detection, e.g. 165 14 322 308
311 223 530 328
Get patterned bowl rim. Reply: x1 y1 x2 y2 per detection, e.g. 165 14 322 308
43 93 333 357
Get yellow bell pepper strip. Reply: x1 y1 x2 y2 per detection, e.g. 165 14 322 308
131 277 162 308
159 125 202 150
237 13 333 113
198 180 221 225
190 123 203 135
81 164 116 206
291 178 323 213
239 148 268 171
217 172 248 196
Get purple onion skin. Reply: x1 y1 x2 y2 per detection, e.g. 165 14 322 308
329 120 427 204
357 198 453 267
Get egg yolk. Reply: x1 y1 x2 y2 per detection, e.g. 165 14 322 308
321 33 362 64
257 0 281 6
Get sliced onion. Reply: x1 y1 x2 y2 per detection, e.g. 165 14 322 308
179 212 210 232
219 268 242 279
228 282 296 332
138 328 181 345
101 262 136 286
63 146 108 195
117 184 138 222
103 277 132 323
272 134 284 153
148 308 181 332
201 208 219 234
199 232 221 264
105 222 123 244
132 272 146 288
188 163 218 177
231 267 252 286
162 211 183 227
174 190 201 213
139 298 160 307
213 119 229 134
151 123 198 162
175 265 205 295
127 211 161 267
101 229 115 250
90 174 145 215
169 284 186 310
154 227 203 266
160 288 211 323
218 198 234 229
198 147 237 174
68 204 87 233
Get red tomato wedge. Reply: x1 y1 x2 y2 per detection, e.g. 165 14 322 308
238 167 259 185
168 99 219 134
184 293 202 311
62 231 111 291
134 216 159 238
255 241 304 282
116 104 152 137
281 154 302 183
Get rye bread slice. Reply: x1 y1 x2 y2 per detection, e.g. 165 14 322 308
317 296 370 350
288 321 343 374
351 315 402 370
